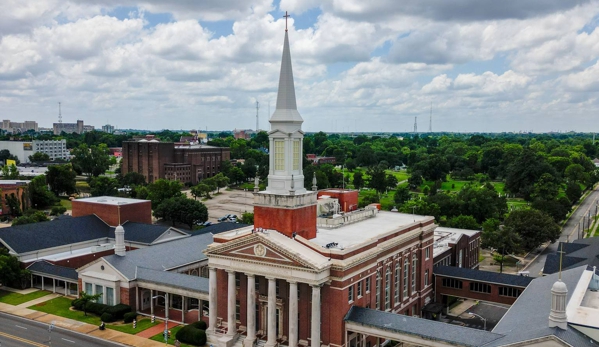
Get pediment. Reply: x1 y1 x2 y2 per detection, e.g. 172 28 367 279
207 235 320 271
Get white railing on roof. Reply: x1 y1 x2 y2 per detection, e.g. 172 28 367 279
317 206 377 229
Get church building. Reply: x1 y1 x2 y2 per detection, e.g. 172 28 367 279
203 26 436 347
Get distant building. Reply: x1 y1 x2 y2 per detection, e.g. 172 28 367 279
0 140 69 162
234 129 255 140
53 120 84 135
121 135 230 185
433 227 481 269
102 124 115 134
306 154 337 165
1 120 38 133
593 158 599 168
0 180 29 215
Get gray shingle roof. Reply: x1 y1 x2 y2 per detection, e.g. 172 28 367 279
544 238 599 274
102 232 213 280
433 265 534 287
189 223 250 236
0 215 181 254
26 260 78 280
136 267 208 294
344 306 504 347
487 265 595 347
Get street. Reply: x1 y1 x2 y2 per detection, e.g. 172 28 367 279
0 312 124 347
524 185 599 276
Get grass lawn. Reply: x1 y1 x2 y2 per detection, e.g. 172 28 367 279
149 325 196 346
0 290 51 305
29 297 103 325
75 180 91 193
108 318 159 334
439 180 470 192
59 197 72 210
507 199 529 211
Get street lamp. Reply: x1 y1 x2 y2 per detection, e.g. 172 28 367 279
467 311 487 331
152 294 169 345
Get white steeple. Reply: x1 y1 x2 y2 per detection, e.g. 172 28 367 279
266 24 306 195
548 279 568 330
114 206 126 256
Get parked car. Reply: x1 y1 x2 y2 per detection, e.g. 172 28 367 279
218 216 228 222
229 217 237 223
203 221 212 227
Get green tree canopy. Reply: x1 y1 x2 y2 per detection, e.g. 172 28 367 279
447 215 480 230
46 164 77 196
0 248 30 288
29 152 50 162
71 143 111 178
154 196 208 229
29 175 58 208
89 176 119 197
504 209 560 251
146 179 183 209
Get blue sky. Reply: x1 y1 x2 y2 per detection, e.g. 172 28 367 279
1 0 599 133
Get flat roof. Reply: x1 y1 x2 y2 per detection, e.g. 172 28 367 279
312 211 431 249
433 227 480 258
74 196 148 205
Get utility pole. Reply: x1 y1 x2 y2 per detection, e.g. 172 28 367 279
428 102 432 133
256 101 260 131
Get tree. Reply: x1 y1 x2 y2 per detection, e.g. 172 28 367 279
6 193 22 216
146 179 183 209
12 210 49 226
408 171 423 189
447 215 480 230
154 197 208 229
456 183 507 224
565 181 582 204
46 164 77 196
367 165 387 195
564 163 587 183
71 143 111 178
531 173 560 201
399 200 441 221
242 158 258 181
2 164 19 179
89 176 119 197
241 212 254 224
120 172 146 187
385 174 398 191
393 186 411 205
29 175 57 208
481 218 521 273
78 291 103 316
0 248 30 289
505 149 556 200
0 150 19 165
213 173 229 193
353 172 364 190
29 152 50 162
503 210 560 251
228 167 245 185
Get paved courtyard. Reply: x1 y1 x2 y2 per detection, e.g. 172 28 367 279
183 188 255 223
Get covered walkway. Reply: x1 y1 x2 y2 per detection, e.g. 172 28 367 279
27 261 79 296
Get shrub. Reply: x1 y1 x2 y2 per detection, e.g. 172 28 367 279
105 304 131 319
190 321 207 330
71 299 84 310
100 312 115 323
175 325 207 346
50 206 67 216
85 301 109 316
123 312 138 323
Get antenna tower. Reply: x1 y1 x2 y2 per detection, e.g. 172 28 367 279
428 102 432 132
413 116 418 134
256 101 260 131
58 102 62 123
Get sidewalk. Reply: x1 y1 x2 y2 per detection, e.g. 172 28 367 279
0 286 39 295
15 293 61 308
446 299 476 317
0 301 169 347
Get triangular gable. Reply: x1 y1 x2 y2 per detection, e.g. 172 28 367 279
152 227 189 245
268 129 304 136
207 233 325 271
77 257 129 281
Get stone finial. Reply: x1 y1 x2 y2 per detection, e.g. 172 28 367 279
254 176 260 193
312 172 318 191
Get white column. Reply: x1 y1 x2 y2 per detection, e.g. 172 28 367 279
165 293 169 320
311 285 321 347
150 289 154 316
245 274 256 347
289 281 298 347
265 277 277 347
182 295 186 324
209 268 217 332
53 278 55 293
41 276 44 291
227 270 236 336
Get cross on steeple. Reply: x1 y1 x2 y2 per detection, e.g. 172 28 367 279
283 11 290 32
558 243 566 280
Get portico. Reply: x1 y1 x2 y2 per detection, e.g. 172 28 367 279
205 228 330 347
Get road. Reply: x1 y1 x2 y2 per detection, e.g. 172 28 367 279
525 185 599 276
0 312 124 347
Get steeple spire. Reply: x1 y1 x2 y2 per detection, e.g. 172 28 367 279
270 26 303 124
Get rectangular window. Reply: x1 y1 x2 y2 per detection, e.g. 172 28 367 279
385 268 391 310
403 259 409 299
236 300 240 321
424 270 429 287
106 287 114 306
357 281 363 297
470 282 492 294
366 277 371 293
499 287 522 298
348 285 354 303
411 254 417 294
95 284 103 303
293 140 300 171
394 261 400 304
85 283 92 295
274 140 285 170
376 276 381 310
235 273 241 288
441 278 463 289
425 247 430 260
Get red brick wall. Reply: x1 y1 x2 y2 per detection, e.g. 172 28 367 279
254 204 317 239
72 200 152 225
318 190 359 212
434 275 522 305
120 286 137 310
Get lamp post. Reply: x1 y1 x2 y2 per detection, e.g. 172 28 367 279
412 206 416 222
467 311 487 331
152 294 169 345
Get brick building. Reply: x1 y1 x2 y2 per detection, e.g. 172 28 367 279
0 180 29 216
121 136 230 185
203 30 436 347
433 227 481 269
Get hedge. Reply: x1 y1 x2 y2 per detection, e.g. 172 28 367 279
175 325 207 346
85 301 110 316
123 312 138 323
190 321 207 330
105 304 131 319
100 312 115 323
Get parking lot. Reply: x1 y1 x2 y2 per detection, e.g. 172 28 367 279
445 300 510 331
183 188 254 223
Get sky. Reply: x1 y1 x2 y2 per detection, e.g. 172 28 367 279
1 1 599 133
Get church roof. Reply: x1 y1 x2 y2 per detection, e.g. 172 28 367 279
433 266 534 288
345 306 504 347
270 31 303 124
27 260 78 280
544 238 599 275
488 265 595 347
